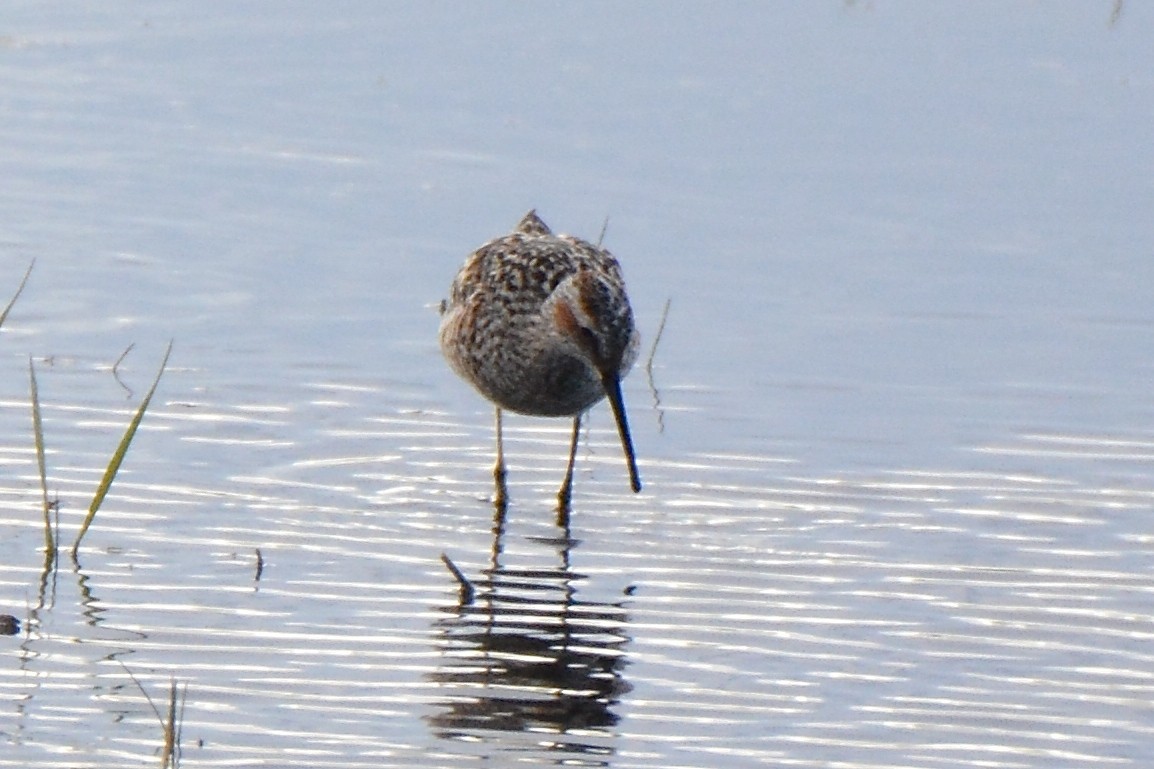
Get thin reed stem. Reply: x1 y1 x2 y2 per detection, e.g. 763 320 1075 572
28 358 55 557
0 259 34 330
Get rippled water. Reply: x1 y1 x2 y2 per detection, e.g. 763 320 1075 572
3 2 1154 768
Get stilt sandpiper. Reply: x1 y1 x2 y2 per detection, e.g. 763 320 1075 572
439 210 642 511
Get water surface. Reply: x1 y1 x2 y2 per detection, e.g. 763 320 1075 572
2 3 1153 767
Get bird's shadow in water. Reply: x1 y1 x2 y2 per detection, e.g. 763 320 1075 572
427 503 633 764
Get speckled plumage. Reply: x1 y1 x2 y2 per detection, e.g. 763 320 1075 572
439 210 642 500
440 210 639 416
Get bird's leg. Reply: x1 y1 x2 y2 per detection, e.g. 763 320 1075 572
556 414 581 524
493 407 508 511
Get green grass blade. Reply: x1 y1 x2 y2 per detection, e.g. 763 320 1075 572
28 358 55 556
0 259 34 330
72 340 173 558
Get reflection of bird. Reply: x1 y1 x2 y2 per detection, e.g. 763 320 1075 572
428 515 632 748
439 210 642 509
427 566 632 739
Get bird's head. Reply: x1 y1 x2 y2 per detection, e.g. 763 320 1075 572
551 269 642 493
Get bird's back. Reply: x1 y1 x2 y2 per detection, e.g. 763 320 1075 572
445 211 625 312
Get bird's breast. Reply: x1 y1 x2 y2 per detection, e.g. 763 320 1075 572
489 348 604 417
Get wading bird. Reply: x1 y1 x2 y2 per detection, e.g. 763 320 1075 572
439 210 642 513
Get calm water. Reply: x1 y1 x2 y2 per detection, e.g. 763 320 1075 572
2 3 1154 767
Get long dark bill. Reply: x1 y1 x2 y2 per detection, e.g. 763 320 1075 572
603 373 642 493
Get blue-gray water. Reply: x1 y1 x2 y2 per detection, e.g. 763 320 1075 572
2 3 1153 767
